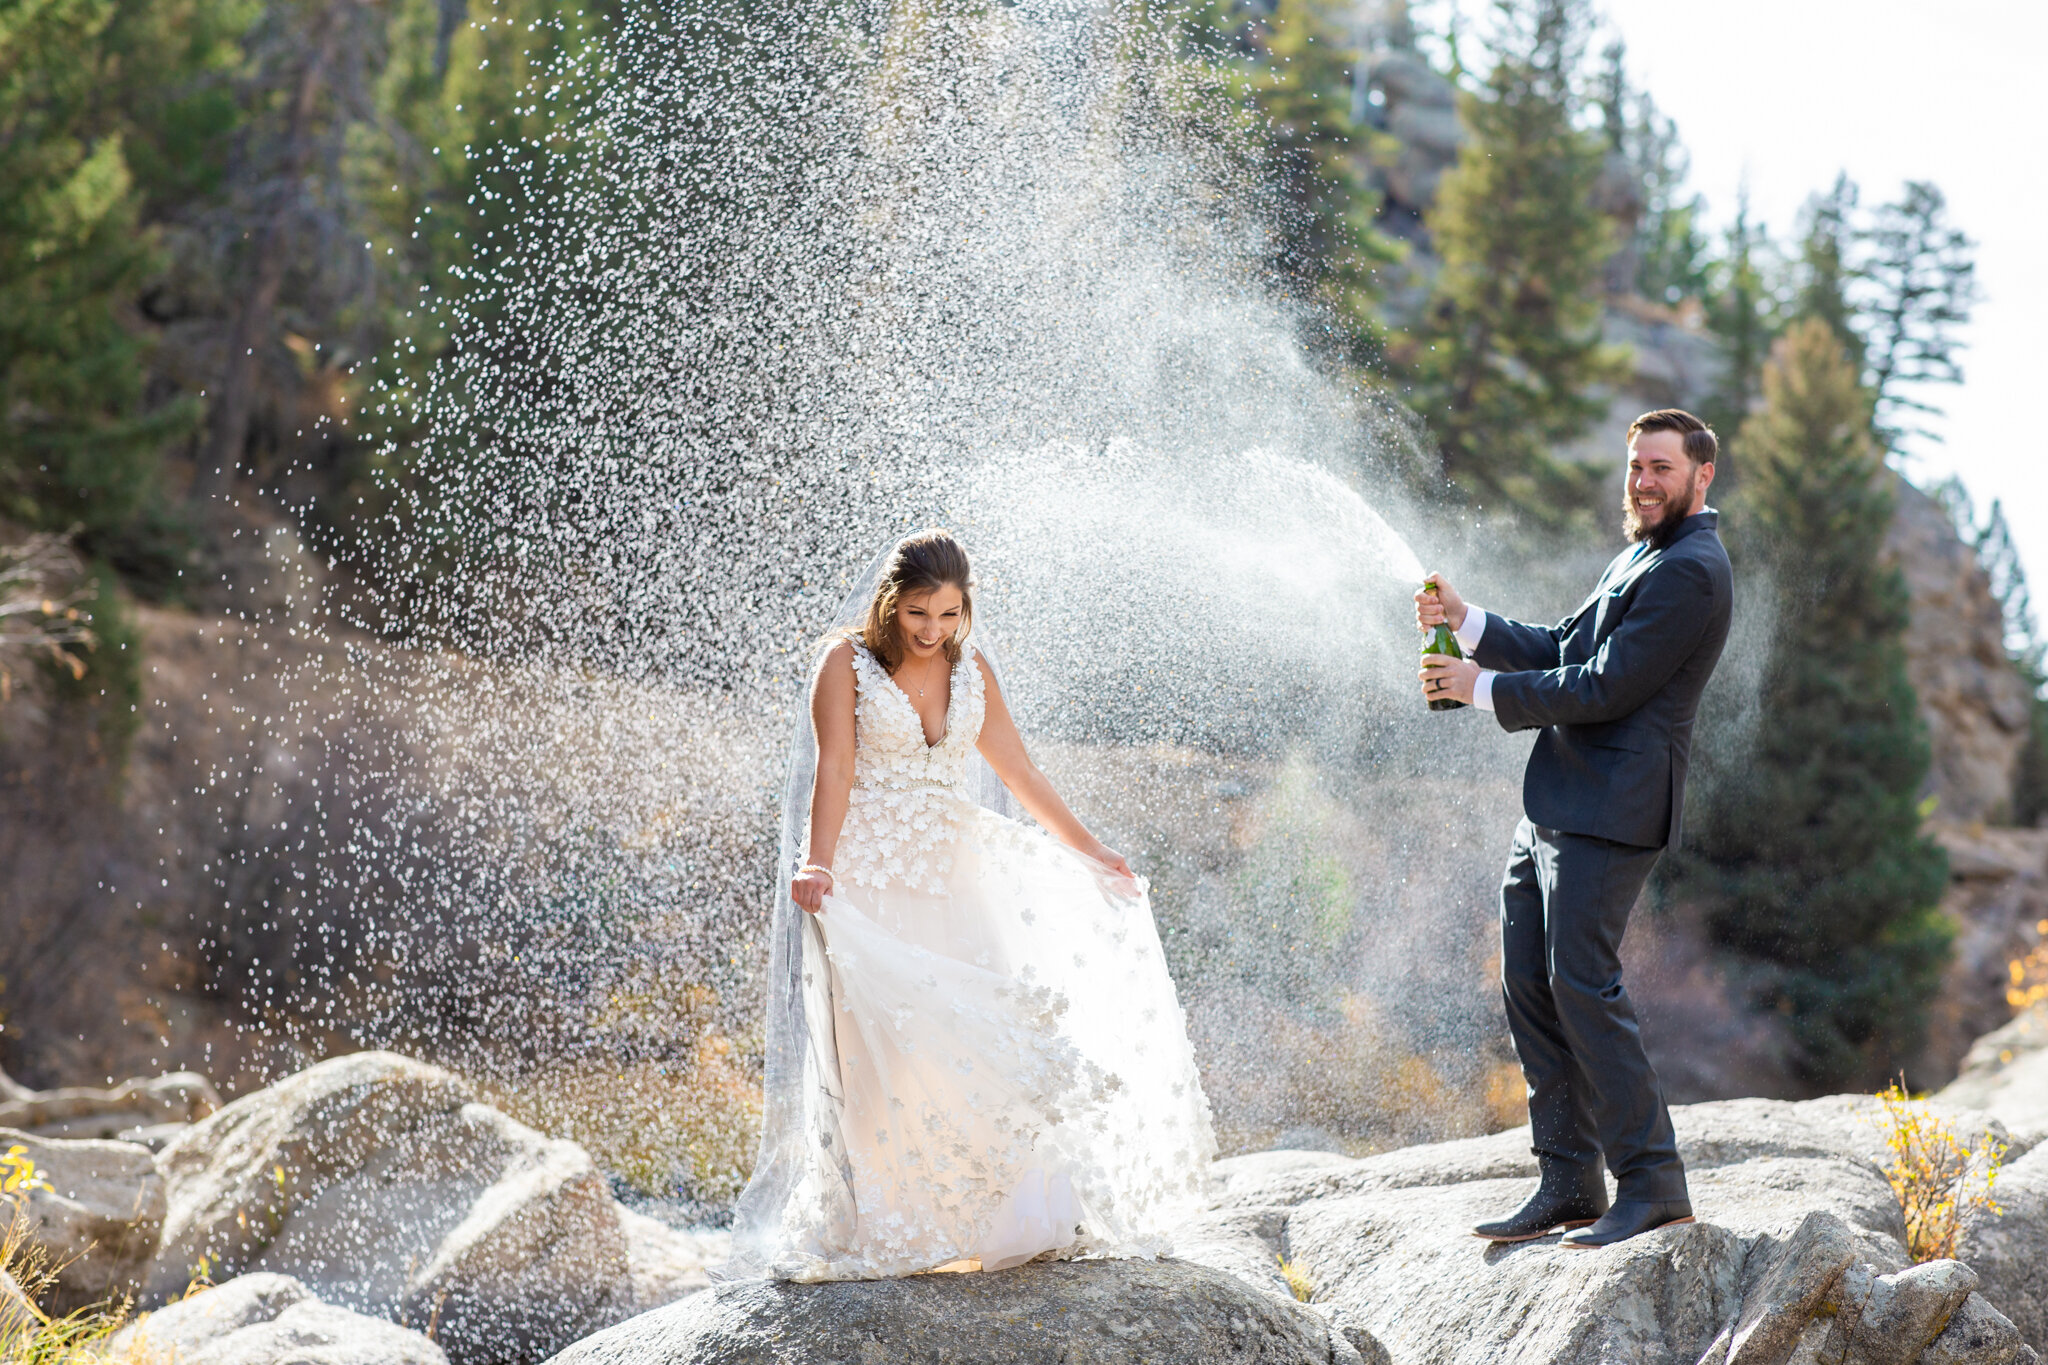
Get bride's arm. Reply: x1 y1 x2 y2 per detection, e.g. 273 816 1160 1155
793 641 858 913
971 653 1136 883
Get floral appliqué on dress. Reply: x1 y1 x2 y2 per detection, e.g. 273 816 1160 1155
835 643 985 895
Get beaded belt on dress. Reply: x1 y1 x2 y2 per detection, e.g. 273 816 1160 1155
852 779 964 795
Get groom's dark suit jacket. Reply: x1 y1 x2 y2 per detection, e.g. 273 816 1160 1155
1474 510 1733 850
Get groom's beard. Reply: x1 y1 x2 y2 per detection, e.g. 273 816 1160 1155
1624 466 1701 549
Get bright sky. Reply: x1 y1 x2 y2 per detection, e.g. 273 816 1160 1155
1430 0 2048 629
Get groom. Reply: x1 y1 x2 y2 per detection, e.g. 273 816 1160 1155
1416 408 1733 1249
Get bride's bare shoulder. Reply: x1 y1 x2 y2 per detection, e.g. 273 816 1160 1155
815 637 859 682
969 648 1003 696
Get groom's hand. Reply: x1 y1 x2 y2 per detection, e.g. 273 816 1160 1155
1420 653 1480 705
1415 573 1469 633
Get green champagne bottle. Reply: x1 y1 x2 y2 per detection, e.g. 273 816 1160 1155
1422 583 1466 712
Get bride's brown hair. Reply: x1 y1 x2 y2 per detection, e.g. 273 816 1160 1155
845 529 974 672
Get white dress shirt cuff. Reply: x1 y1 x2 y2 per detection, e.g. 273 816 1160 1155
1453 606 1489 654
1450 606 1496 710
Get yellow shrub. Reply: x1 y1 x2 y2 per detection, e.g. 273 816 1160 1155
2008 918 2048 1011
1871 1079 2005 1264
0 1151 49 1199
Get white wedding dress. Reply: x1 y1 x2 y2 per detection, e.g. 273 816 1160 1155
722 639 1216 1282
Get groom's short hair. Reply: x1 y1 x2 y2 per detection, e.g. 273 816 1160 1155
1628 409 1718 465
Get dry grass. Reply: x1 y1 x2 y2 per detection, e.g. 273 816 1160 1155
480 1031 763 1206
1481 1060 1531 1132
1871 1078 2006 1263
1276 1255 1314 1304
0 1206 147 1364
0 1148 198 1364
1222 993 1511 1156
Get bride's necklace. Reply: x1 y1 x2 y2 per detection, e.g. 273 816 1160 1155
909 651 941 697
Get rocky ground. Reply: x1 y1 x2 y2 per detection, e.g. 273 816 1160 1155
1 1008 2043 1364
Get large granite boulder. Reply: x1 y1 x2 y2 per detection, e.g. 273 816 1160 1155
1935 1002 2048 1355
146 1051 630 1365
1290 1182 1743 1362
544 1258 1378 1365
111 1272 447 1365
1958 1140 2048 1355
1921 1290 2036 1365
617 1206 722 1311
0 1127 164 1315
548 1077 2038 1365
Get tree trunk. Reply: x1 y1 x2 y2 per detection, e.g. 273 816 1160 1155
194 3 348 502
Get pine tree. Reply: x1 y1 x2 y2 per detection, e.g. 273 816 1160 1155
0 0 199 577
1966 498 2048 824
1859 181 1976 452
1972 500 2046 675
1701 190 1780 437
1403 0 1624 506
1792 174 1861 363
307 0 616 544
1668 317 1950 1087
1201 0 1399 367
192 0 402 502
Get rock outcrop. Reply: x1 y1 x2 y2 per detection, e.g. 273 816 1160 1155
1888 479 2036 825
1 1128 164 1316
146 1051 632 1365
535 1087 2044 1365
1945 1023 2048 1357
0 1038 2029 1364
0 1067 219 1147
1367 48 1461 218
1959 1139 2048 1358
1556 297 1728 467
1181 1095 2039 1365
1918 831 2048 1086
545 1258 1379 1365
112 1273 448 1365
1940 1005 2048 1143
617 1206 722 1312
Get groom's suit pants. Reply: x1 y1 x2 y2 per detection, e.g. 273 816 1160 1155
1499 818 1687 1202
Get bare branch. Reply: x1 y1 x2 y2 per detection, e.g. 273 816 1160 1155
0 534 97 691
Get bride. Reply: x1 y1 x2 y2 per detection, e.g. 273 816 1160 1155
720 529 1216 1282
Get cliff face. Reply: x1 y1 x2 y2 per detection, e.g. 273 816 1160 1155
1369 48 1461 223
0 589 348 1094
1915 825 2048 1083
1889 478 2037 824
